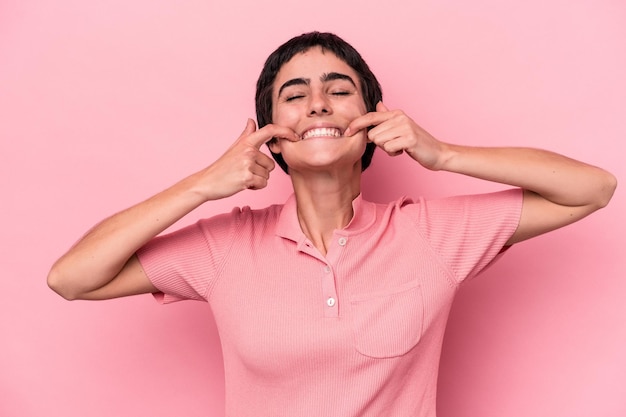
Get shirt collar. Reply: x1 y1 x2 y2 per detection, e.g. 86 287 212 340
275 193 377 243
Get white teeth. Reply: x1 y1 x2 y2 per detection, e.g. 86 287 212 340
302 127 342 140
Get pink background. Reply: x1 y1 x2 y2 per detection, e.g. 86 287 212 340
1 0 624 416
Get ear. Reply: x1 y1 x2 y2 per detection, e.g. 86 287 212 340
268 138 281 154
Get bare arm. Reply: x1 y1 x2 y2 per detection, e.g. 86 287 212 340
47 120 298 300
346 102 617 244
438 145 616 244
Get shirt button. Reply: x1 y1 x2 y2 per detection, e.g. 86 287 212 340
338 237 347 246
326 297 336 307
323 265 331 273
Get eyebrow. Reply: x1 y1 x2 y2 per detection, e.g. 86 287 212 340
277 72 357 97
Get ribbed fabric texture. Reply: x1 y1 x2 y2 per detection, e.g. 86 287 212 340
137 188 522 417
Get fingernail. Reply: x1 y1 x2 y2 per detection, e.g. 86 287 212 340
344 127 351 137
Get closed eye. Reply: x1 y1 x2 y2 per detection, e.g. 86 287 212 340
285 94 305 102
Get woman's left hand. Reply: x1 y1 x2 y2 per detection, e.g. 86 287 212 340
345 102 447 171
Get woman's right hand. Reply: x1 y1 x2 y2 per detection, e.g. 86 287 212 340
48 119 298 300
197 119 299 201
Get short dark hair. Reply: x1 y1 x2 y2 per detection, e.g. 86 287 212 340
255 31 382 174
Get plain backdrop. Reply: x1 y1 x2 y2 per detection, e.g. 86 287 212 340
1 0 624 416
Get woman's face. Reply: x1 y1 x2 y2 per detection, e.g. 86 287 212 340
269 47 369 174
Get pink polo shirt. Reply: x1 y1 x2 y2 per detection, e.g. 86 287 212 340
137 189 522 417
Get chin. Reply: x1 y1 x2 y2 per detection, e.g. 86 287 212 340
287 155 365 174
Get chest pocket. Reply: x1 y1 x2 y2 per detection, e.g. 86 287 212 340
349 280 423 359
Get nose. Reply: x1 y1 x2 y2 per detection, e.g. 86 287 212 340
308 91 332 116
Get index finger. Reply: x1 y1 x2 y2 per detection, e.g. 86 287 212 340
345 111 394 137
247 124 300 148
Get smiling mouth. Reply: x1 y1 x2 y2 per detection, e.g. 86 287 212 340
301 127 343 140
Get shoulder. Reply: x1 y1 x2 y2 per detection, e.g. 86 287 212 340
391 188 522 220
198 203 283 225
381 189 522 247
194 203 285 242
389 189 523 283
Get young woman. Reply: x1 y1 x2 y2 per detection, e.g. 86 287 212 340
48 32 616 416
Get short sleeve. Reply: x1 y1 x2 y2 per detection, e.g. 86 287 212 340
136 210 239 304
413 188 523 284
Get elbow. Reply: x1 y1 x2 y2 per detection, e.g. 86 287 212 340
47 263 79 301
595 170 618 210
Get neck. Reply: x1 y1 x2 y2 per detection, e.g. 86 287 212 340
290 166 362 256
